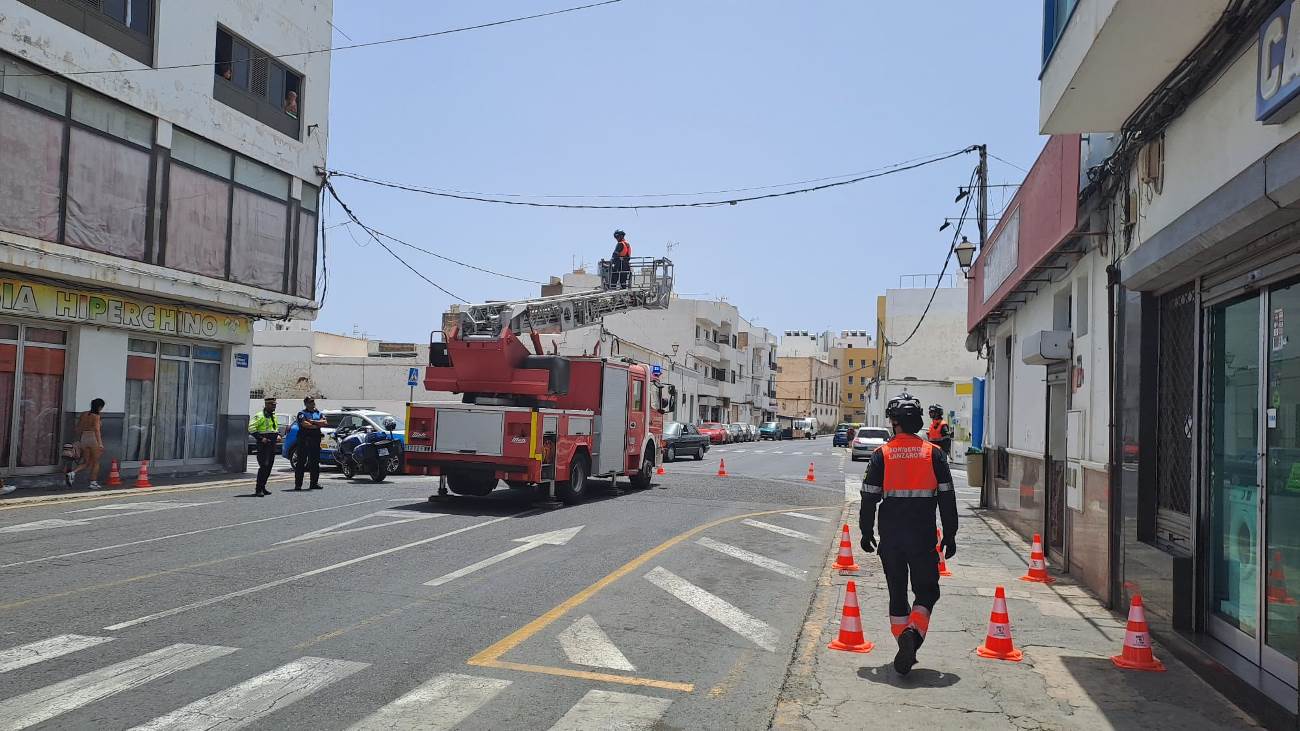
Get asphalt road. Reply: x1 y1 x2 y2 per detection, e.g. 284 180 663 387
0 439 848 730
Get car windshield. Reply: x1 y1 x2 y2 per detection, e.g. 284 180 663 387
836 424 853 432
664 422 683 437
858 428 890 440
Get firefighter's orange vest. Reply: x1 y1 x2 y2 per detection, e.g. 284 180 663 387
927 419 947 441
880 434 938 497
616 240 632 258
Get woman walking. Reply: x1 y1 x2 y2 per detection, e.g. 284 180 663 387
66 398 106 490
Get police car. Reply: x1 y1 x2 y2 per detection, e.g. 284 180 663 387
283 408 406 472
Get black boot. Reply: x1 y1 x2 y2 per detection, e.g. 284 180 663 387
894 628 919 675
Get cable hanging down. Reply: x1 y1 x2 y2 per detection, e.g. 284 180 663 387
324 147 979 210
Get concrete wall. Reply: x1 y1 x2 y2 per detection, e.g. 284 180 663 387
884 285 983 383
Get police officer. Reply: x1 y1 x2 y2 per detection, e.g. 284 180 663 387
860 392 958 675
611 229 632 288
926 404 954 456
294 397 328 491
248 396 280 497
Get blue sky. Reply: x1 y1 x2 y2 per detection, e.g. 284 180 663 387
319 1 1044 342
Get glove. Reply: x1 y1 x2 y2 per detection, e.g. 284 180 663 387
860 535 876 553
942 536 957 559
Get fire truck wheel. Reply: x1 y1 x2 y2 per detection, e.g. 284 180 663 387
558 457 589 505
447 473 497 497
630 449 654 490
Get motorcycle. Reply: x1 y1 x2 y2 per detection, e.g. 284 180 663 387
335 417 402 483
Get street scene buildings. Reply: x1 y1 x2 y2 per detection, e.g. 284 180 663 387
0 2 1296 729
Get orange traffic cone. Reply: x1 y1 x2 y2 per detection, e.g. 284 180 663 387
1111 594 1166 672
805 462 816 482
656 463 666 476
1267 551 1297 606
1019 533 1055 584
936 529 953 577
827 580 874 653
832 524 860 572
134 460 154 488
976 586 1023 661
106 459 123 487
717 459 728 478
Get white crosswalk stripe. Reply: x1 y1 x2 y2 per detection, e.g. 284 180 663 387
695 537 807 579
645 566 779 651
0 634 113 674
0 643 237 730
131 656 367 730
348 673 511 731
558 615 636 671
782 511 832 523
547 689 672 731
741 519 818 543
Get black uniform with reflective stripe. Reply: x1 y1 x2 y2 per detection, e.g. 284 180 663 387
860 440 958 553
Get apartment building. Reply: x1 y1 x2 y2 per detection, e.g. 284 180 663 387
830 330 877 423
0 0 331 483
538 270 778 426
775 356 840 430
1032 0 1300 719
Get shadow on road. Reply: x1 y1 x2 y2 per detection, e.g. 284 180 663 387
856 664 961 688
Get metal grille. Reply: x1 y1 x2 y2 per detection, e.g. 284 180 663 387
1156 284 1196 520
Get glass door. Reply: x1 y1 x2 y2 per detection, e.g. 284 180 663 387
1207 293 1262 660
1264 280 1300 683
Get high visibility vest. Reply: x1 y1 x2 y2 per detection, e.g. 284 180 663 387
879 434 939 498
927 419 947 441
616 240 632 258
249 411 280 434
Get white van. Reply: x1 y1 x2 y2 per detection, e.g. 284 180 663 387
792 417 818 440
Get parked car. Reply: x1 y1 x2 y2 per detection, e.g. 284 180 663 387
284 408 407 473
725 423 744 443
746 424 760 441
833 423 856 447
728 423 753 443
662 422 710 461
698 422 730 444
759 421 783 440
851 426 891 461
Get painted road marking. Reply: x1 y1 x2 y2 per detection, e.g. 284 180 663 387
695 537 807 580
845 476 861 503
0 498 403 570
131 656 367 730
0 502 219 534
347 673 511 731
0 635 113 674
0 643 237 730
792 451 804 455
740 519 817 543
783 511 832 523
547 689 673 731
645 566 778 651
104 512 532 631
275 509 446 545
557 615 636 671
65 501 219 513
425 526 584 588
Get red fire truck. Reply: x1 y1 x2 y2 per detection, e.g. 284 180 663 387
404 258 676 504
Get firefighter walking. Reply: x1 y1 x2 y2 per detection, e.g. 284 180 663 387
926 403 953 456
860 392 958 675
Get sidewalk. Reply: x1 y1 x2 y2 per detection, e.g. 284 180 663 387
0 468 286 508
772 474 1261 730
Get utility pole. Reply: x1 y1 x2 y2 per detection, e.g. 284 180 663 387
977 144 989 249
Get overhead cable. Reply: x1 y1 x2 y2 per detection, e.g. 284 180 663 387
324 147 979 210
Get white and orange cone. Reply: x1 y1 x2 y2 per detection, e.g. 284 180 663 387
1111 594 1166 672
1266 551 1297 606
717 459 729 478
832 524 860 572
1019 533 1055 584
134 460 154 488
827 580 874 653
106 459 123 487
656 463 666 476
805 462 816 482
976 586 1023 662
936 529 952 577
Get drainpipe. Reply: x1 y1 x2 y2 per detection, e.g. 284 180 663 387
1106 259 1121 611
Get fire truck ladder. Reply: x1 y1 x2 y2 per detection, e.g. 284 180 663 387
456 257 674 337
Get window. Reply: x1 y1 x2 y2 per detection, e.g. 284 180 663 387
833 358 838 367
848 376 854 384
849 359 855 367
296 184 319 299
632 380 643 411
214 28 304 138
1042 0 1078 64
126 338 224 463
17 0 154 64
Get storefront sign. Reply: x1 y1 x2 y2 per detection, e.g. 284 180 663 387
1258 1 1300 124
0 277 251 343
982 208 1020 302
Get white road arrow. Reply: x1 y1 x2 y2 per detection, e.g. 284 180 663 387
423 526 584 587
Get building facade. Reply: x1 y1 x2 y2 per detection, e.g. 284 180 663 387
0 0 331 483
1035 0 1300 719
831 330 877 423
538 270 778 426
775 356 840 430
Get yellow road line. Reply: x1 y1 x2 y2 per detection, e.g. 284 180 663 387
467 504 837 692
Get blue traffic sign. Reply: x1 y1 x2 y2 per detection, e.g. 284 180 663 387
651 364 662 377
407 367 420 387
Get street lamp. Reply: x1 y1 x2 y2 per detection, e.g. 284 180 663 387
955 236 976 278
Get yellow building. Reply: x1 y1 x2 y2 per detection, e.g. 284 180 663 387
830 329 878 423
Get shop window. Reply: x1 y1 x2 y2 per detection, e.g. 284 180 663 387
16 327 66 468
64 128 150 259
127 339 223 463
231 190 288 291
125 343 155 462
0 98 63 242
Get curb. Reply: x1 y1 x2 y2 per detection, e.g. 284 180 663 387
0 475 294 510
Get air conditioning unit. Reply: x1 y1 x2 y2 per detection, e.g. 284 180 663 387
1021 330 1071 366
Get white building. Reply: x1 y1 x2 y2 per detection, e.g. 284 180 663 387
540 270 778 425
869 282 983 458
777 330 834 359
0 0 331 482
